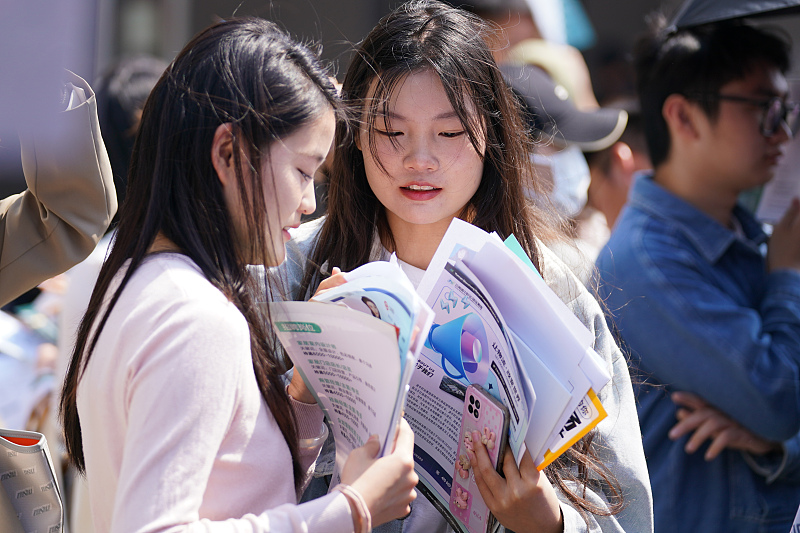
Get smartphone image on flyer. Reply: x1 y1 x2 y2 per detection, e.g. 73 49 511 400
449 384 510 533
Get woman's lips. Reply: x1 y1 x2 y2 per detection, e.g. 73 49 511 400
400 183 441 201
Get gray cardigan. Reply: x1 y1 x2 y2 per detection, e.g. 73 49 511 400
275 217 654 533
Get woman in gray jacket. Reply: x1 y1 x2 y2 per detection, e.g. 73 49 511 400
279 1 653 531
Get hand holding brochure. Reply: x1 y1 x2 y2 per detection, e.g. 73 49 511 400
272 220 611 533
409 219 611 532
270 257 433 473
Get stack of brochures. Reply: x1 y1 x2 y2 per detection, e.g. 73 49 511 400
271 218 611 533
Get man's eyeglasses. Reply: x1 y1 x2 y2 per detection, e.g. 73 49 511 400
712 94 800 138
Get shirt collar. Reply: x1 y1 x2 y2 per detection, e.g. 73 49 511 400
628 173 767 263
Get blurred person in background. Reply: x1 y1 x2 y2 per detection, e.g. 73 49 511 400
0 65 117 433
447 0 628 221
95 55 169 226
596 17 800 533
572 100 651 284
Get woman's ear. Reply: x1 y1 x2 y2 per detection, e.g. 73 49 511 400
211 123 236 188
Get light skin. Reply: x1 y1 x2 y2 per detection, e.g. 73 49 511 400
468 435 562 533
155 111 419 529
657 63 800 274
586 141 651 229
360 69 485 270
211 112 334 267
669 391 781 461
655 64 794 231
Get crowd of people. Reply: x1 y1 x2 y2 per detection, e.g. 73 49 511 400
1 0 799 532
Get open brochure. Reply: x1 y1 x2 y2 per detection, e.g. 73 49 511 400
270 257 434 469
272 220 611 533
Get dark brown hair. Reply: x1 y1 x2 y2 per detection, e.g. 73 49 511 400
300 0 623 521
60 17 339 492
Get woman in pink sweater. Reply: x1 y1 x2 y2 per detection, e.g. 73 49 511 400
59 17 417 533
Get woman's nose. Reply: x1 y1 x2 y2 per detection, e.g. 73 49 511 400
403 139 438 171
299 180 317 215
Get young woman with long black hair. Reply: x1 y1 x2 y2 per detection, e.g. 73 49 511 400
59 17 417 533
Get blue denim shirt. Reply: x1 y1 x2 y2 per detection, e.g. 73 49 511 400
595 174 800 533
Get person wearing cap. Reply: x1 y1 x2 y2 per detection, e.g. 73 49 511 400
569 101 651 284
595 17 800 533
450 0 600 111
500 63 628 218
444 0 628 220
499 63 632 285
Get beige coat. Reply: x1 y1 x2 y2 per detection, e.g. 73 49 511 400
1 70 116 305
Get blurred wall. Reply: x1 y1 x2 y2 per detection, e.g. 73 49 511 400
3 0 800 197
584 0 800 103
191 0 394 75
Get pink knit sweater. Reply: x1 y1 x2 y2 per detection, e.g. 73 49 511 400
77 254 353 532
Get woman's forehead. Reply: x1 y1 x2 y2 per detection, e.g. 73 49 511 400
362 69 479 120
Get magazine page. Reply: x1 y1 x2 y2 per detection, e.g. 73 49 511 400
408 237 534 531
790 502 800 533
270 258 433 472
467 236 611 467
411 218 613 524
312 257 429 378
272 302 405 465
755 133 800 224
755 79 800 224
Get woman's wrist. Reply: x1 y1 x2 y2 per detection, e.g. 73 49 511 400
298 421 328 450
286 372 316 404
334 483 371 533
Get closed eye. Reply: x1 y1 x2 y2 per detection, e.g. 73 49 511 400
440 131 465 138
299 169 313 181
375 130 403 137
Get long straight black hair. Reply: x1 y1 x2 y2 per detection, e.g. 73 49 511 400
60 17 339 492
301 0 622 521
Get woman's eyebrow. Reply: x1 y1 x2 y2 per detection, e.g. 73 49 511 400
298 151 327 164
380 110 459 121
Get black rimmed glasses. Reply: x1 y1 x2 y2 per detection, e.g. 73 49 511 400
713 94 800 138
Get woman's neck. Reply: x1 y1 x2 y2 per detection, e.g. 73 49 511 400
384 217 453 271
148 233 181 255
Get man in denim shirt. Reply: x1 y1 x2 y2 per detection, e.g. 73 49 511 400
595 17 800 533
